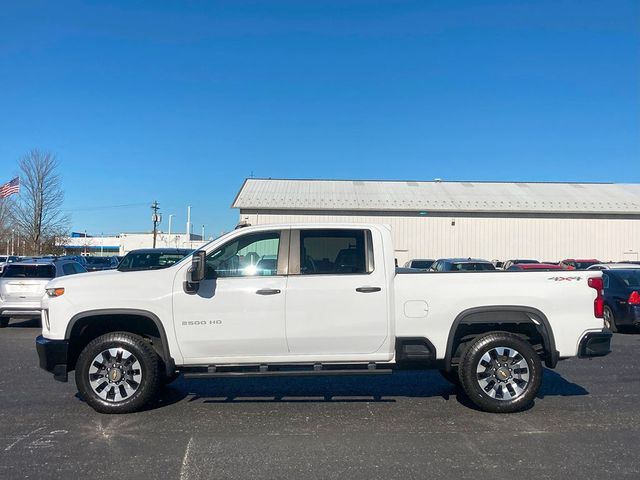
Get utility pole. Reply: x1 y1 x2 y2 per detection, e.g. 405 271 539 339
151 200 161 248
186 206 191 239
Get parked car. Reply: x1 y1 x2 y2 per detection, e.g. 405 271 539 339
0 255 20 273
84 256 119 272
403 259 435 270
430 258 496 271
502 259 540 270
559 259 600 270
37 224 610 414
491 259 505 269
587 263 640 270
60 255 88 267
0 259 86 328
602 269 640 332
118 248 193 271
506 263 564 271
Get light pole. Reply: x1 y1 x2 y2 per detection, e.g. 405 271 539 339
168 214 174 236
11 229 15 256
201 224 205 241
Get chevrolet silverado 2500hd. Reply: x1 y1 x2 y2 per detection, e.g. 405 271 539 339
36 224 611 414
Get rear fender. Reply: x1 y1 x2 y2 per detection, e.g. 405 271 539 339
445 306 558 370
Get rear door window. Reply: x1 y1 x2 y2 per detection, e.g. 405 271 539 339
62 263 76 275
299 229 369 275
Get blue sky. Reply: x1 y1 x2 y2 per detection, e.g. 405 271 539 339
1 0 638 236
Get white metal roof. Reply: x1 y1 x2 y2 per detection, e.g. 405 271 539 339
233 179 640 215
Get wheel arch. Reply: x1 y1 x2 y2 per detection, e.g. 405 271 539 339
444 306 558 371
65 308 174 376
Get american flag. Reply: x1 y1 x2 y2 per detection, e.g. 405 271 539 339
0 177 20 199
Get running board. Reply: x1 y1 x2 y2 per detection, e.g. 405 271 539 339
182 363 393 379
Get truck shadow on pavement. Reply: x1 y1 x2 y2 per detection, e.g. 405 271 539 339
151 368 588 411
3 318 41 328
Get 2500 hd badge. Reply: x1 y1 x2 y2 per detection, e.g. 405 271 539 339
181 320 223 326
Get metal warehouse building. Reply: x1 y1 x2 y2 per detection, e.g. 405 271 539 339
232 179 640 265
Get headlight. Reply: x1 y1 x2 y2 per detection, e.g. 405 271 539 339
45 287 65 297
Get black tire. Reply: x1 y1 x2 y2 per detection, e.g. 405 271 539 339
0 316 9 328
439 368 460 387
75 332 160 414
458 332 542 413
603 306 618 333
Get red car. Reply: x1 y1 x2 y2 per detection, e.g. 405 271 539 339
559 259 601 270
507 263 564 271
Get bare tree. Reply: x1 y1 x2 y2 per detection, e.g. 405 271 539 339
12 150 69 255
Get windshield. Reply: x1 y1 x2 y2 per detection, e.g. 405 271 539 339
87 257 113 264
452 262 495 271
574 261 599 269
614 271 640 288
118 252 189 271
2 264 55 278
411 260 434 269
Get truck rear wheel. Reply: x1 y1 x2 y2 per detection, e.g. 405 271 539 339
458 332 542 413
0 316 9 328
75 332 160 414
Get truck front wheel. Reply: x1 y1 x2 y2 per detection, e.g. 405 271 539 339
458 332 542 413
75 332 160 414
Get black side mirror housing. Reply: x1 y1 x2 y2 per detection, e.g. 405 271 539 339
190 250 206 282
184 251 206 293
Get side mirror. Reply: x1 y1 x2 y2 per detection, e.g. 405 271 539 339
189 250 206 283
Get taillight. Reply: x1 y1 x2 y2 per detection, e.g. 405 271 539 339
588 277 604 318
629 291 640 305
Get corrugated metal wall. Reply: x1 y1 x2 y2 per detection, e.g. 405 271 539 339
240 211 640 265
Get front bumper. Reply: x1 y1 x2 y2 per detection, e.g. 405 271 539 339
35 335 69 382
578 331 612 358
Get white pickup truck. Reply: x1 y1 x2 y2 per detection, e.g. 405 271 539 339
36 224 611 414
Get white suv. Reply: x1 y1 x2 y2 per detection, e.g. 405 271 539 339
0 259 86 328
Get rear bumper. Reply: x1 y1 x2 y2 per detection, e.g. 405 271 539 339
35 335 69 382
578 331 612 358
0 301 42 318
630 306 640 327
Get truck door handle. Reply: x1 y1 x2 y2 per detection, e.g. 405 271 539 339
256 289 281 295
356 287 381 293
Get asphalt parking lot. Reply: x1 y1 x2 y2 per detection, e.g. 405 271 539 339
1 320 639 480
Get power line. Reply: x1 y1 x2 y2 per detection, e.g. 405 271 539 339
63 202 149 213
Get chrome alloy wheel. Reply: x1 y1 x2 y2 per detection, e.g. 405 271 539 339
88 347 142 402
476 346 530 401
603 308 613 330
